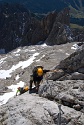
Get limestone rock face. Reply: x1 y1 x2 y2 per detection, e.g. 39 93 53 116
72 29 84 42
0 3 40 52
0 92 84 125
45 8 71 45
0 3 71 52
39 80 84 112
58 48 84 73
30 11 57 45
47 44 84 81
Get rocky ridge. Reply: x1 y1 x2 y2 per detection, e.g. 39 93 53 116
0 3 84 53
0 3 71 52
0 42 84 125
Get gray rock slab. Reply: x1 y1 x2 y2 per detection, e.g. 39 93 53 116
0 92 84 125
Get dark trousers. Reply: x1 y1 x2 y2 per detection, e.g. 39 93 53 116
29 75 43 90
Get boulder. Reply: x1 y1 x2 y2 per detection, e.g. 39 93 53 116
39 80 84 111
58 49 84 73
47 69 65 81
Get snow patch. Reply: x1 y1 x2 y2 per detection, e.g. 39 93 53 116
36 55 45 62
41 43 47 47
0 81 24 105
15 75 20 80
0 57 7 65
21 52 39 69
29 49 36 52
71 44 80 50
0 53 39 79
15 54 20 56
13 49 21 53
66 53 70 56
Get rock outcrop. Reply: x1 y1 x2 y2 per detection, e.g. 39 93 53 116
0 3 32 52
0 92 84 125
0 3 71 52
72 29 84 42
39 80 84 112
47 43 84 80
45 8 72 45
30 11 57 45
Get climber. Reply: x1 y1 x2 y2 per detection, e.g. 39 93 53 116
29 66 50 92
16 86 29 96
